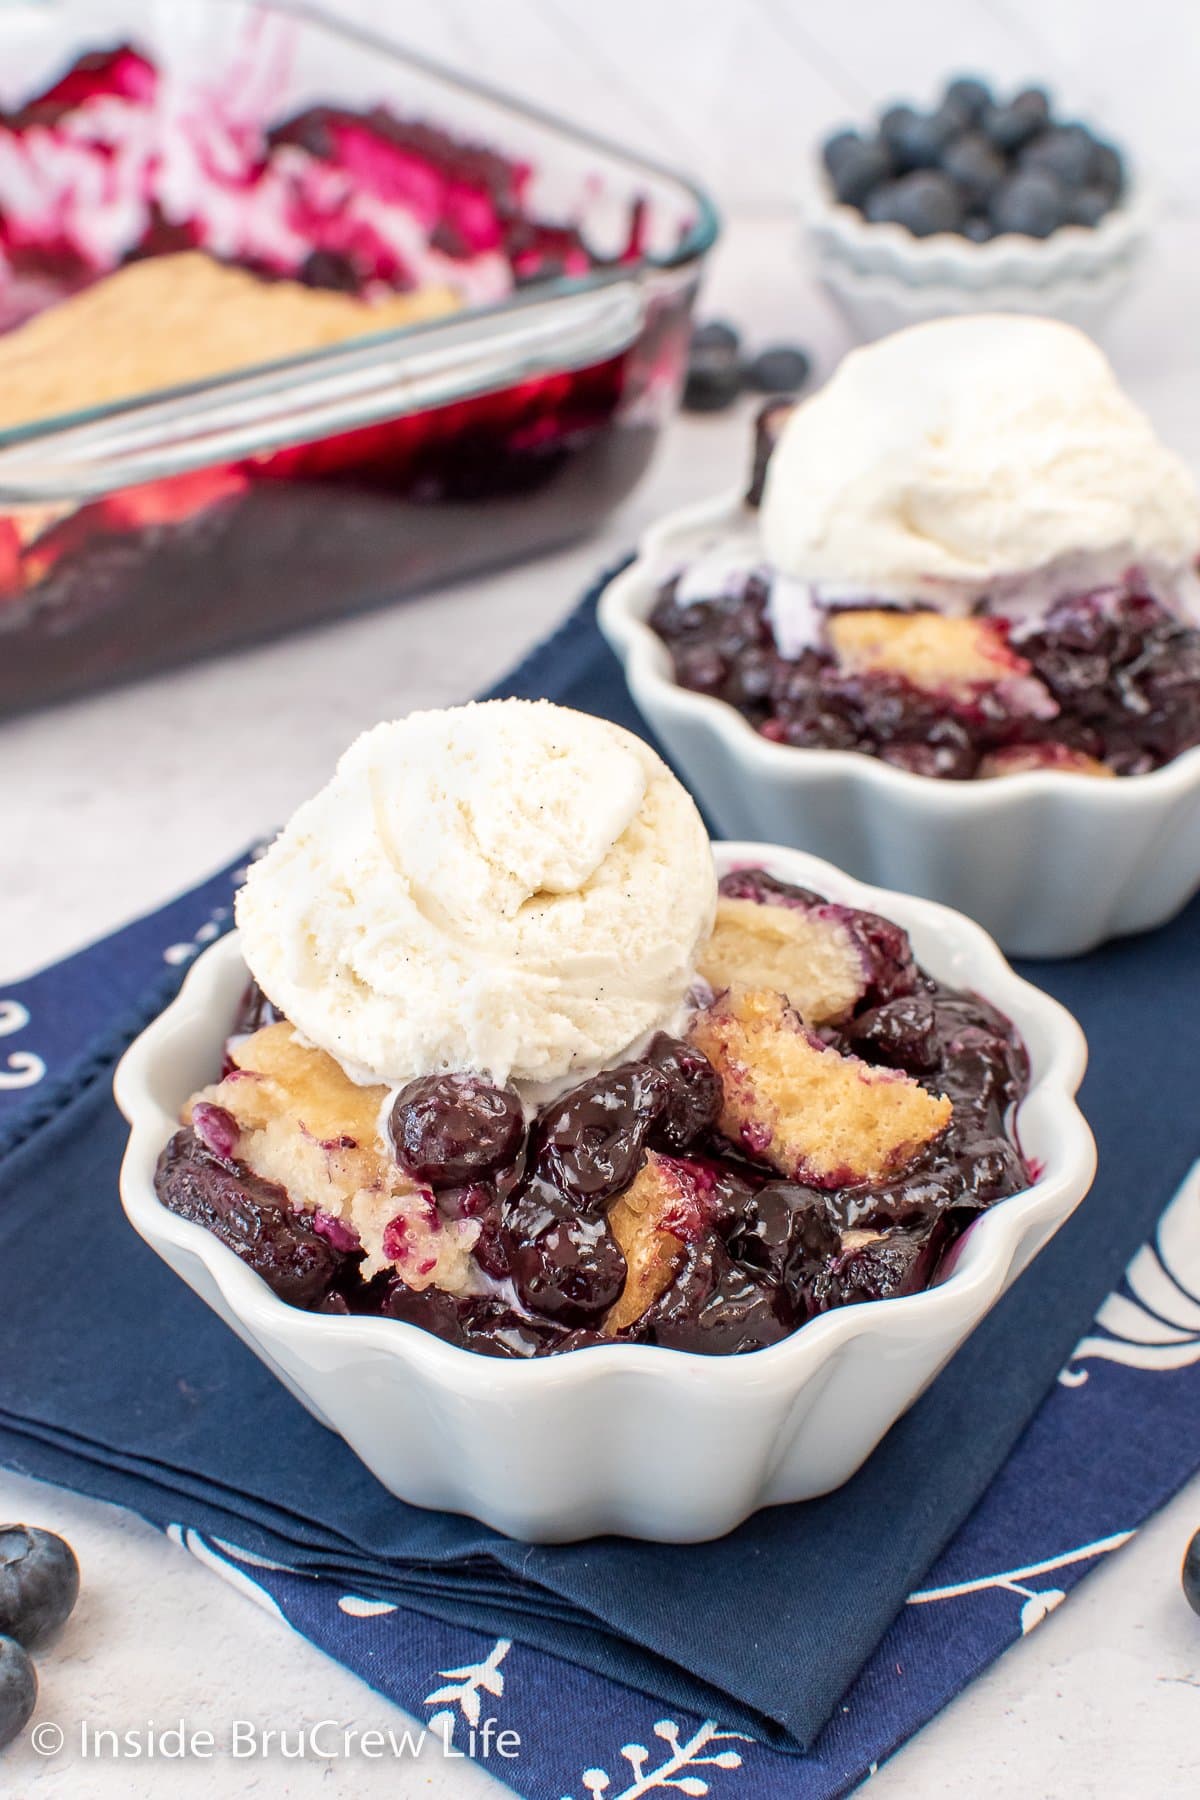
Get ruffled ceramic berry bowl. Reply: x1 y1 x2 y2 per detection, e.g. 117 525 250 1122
599 496 1200 959
115 840 1092 1543
803 167 1153 340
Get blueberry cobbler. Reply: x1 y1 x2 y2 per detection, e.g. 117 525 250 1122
0 44 688 713
154 700 1032 1358
651 316 1200 780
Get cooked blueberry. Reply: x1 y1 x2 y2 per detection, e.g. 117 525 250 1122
0 1637 36 1751
944 76 993 122
1183 1530 1200 1617
990 171 1067 238
644 1034 723 1150
983 88 1048 152
865 171 963 236
502 1179 626 1323
941 132 1006 206
638 1241 793 1352
691 318 741 355
154 1129 345 1307
533 1065 668 1204
725 1182 838 1289
389 1074 524 1186
683 337 743 413
300 249 360 292
1020 124 1099 189
841 908 919 1006
808 1223 941 1312
191 1100 240 1160
0 1527 79 1648
718 866 823 908
434 1181 498 1221
745 345 811 396
957 1136 1028 1204
847 994 939 1073
746 398 794 507
383 1281 570 1357
230 978 283 1039
828 135 892 204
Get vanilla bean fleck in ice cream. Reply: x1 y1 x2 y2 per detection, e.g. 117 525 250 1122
235 700 717 1088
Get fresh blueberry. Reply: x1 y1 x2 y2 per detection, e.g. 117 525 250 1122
1091 139 1125 199
822 128 866 176
0 1637 36 1751
1184 1529 1200 1616
982 89 1048 153
941 132 1006 207
828 135 891 205
991 170 1067 238
389 1074 524 1187
879 103 920 155
691 318 741 355
745 345 811 395
0 1527 80 1649
944 76 993 122
865 170 963 236
880 104 960 173
683 336 743 413
1064 185 1112 227
1020 123 1099 189
962 212 994 242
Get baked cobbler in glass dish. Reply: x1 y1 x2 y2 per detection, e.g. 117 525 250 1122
648 316 1200 782
152 700 1036 1359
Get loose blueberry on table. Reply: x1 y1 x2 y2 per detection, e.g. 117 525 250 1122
683 320 812 414
0 1524 80 1753
649 404 1200 780
0 1637 36 1753
822 75 1125 240
0 1526 80 1649
1184 1530 1200 1617
155 868 1032 1357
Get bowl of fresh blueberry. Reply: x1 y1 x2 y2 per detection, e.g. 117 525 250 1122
808 76 1150 338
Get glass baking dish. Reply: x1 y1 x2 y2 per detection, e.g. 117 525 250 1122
0 0 718 716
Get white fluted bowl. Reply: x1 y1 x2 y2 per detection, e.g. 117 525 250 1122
805 170 1153 339
599 496 1200 958
115 840 1093 1543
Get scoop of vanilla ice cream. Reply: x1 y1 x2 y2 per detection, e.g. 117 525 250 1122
235 700 716 1089
760 315 1200 610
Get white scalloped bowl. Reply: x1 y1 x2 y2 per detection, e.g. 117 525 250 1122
805 169 1153 339
599 495 1200 959
114 841 1093 1544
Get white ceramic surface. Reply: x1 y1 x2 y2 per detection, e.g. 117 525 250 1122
599 496 1200 958
114 841 1093 1544
804 173 1152 339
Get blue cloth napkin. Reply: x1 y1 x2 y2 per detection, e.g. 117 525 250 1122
1 578 1199 1797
